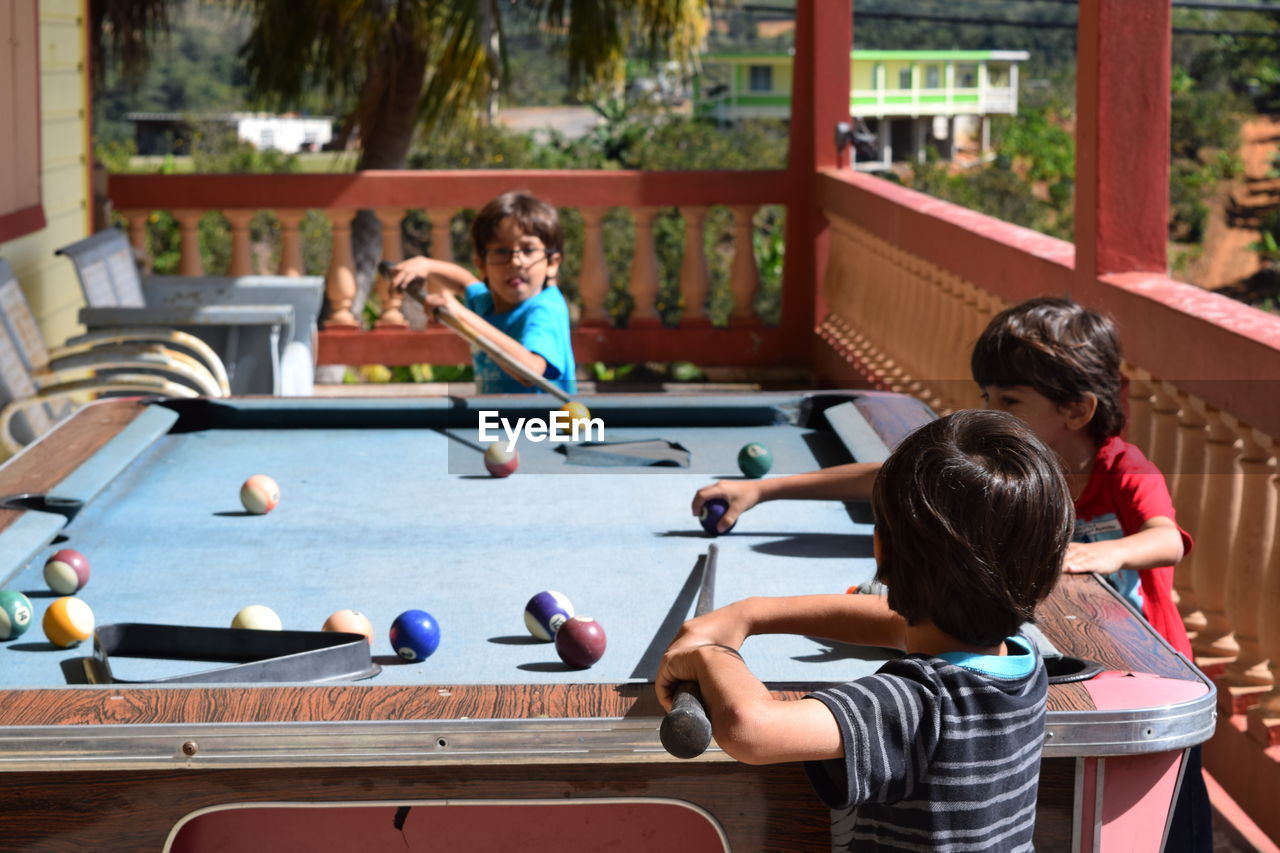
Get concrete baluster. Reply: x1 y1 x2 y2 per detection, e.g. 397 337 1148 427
224 210 255 276
1160 383 1205 633
375 208 408 328
578 208 610 326
678 206 711 325
728 205 760 326
1223 427 1276 697
324 210 360 328
276 209 307 277
1248 450 1280 739
917 263 949 411
628 206 662 326
1126 371 1155 455
173 209 204 276
1188 402 1241 663
427 208 455 264
120 210 151 270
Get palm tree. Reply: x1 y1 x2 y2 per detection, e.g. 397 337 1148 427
236 0 714 171
233 0 716 316
93 0 715 309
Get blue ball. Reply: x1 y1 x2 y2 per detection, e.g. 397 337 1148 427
699 498 735 536
524 590 575 641
390 609 440 662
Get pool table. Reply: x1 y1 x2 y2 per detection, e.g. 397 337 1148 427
0 392 1214 851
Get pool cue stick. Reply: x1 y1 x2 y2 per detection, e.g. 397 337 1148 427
659 543 718 759
379 261 572 403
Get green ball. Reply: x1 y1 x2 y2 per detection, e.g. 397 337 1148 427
737 442 773 478
0 589 34 640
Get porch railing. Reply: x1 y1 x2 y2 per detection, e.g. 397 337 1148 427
107 171 812 369
815 167 1280 841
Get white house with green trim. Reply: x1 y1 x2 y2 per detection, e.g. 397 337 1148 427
695 49 1030 169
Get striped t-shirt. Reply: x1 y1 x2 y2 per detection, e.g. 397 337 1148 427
805 634 1046 852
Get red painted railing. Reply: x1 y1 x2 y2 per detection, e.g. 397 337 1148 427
108 170 817 368
814 165 1280 843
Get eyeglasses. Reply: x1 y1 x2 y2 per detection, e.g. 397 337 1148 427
482 247 550 265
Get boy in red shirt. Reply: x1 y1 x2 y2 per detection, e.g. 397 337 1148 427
969 298 1192 659
694 297 1209 851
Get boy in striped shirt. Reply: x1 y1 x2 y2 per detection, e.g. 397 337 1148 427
657 409 1072 852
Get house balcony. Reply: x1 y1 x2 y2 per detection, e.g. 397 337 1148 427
103 2 1280 844
107 170 804 372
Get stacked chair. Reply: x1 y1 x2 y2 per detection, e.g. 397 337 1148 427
0 259 230 457
55 228 324 396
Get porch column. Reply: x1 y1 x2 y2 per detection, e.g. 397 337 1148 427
783 0 851 361
1074 0 1171 285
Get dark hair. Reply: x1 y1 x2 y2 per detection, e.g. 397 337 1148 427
872 409 1072 647
471 191 564 259
970 297 1125 444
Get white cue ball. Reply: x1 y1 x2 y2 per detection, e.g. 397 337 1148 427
231 604 282 631
240 474 281 515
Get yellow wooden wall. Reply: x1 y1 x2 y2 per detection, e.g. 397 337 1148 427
0 0 90 346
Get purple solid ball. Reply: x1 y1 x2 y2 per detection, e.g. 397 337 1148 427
698 498 735 536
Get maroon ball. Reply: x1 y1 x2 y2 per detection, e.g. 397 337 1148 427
43 548 91 594
555 616 607 668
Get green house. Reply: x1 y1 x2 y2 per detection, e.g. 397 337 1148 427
695 49 1030 167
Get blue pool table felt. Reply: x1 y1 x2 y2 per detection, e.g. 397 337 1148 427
0 402 897 687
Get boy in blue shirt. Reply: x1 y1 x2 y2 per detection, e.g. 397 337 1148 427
390 191 576 395
659 410 1072 851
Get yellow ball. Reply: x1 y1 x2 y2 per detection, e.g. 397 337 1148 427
360 364 393 384
559 401 592 433
322 609 375 644
43 596 95 648
232 604 282 631
240 474 280 515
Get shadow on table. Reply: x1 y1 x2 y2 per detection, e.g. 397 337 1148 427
8 640 61 652
654 532 872 560
797 639 901 664
61 656 93 684
750 533 873 559
518 660 579 673
368 654 401 667
487 635 544 646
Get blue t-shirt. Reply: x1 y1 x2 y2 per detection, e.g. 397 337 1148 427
463 282 576 395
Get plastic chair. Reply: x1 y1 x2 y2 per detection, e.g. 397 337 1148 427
55 228 324 395
0 260 229 456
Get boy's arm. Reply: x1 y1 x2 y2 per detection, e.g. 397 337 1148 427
390 256 475 297
656 595 909 764
692 462 882 533
657 642 843 764
425 292 549 383
663 594 907 658
1063 516 1185 575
